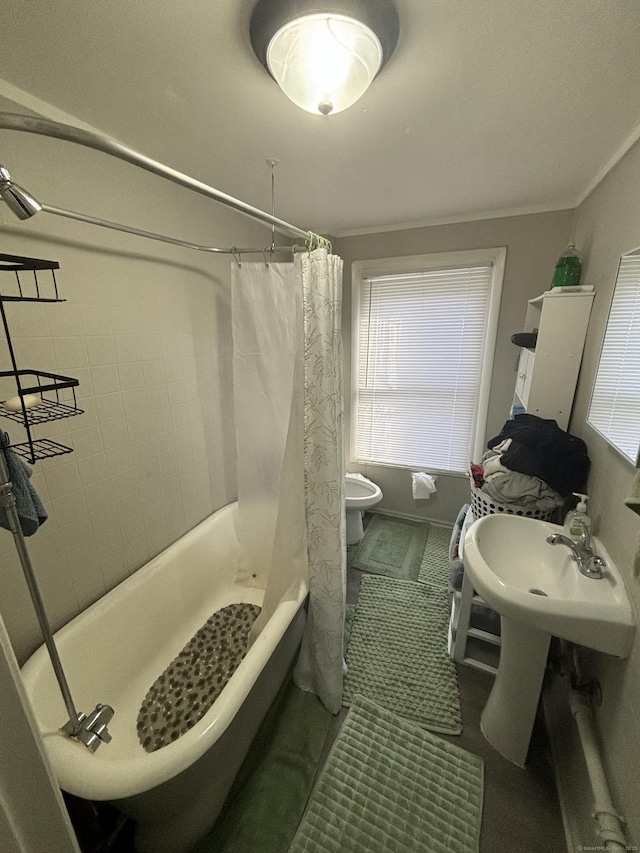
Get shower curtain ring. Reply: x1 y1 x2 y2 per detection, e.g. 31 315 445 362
262 248 269 269
231 248 242 268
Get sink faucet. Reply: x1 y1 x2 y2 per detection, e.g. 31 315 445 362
546 519 606 579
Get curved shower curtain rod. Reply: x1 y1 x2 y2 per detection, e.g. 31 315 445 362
0 111 312 256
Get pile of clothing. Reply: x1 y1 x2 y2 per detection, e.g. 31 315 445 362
471 414 591 513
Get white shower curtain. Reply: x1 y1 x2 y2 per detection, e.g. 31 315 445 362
232 261 306 631
232 249 346 714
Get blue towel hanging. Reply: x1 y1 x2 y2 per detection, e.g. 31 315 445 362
0 432 48 536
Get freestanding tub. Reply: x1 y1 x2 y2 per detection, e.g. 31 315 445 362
20 501 308 853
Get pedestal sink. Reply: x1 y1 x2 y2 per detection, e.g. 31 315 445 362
463 515 635 767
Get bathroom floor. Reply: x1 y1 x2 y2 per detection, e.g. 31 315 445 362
321 566 567 853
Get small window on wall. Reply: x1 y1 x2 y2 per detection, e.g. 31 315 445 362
587 248 640 466
351 249 506 475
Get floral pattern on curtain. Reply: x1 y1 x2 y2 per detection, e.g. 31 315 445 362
294 249 346 714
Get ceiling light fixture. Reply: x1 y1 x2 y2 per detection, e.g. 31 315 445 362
250 0 399 116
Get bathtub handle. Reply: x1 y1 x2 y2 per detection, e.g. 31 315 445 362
61 703 115 753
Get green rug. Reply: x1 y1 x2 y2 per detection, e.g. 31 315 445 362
347 514 430 581
343 575 462 735
418 523 452 589
193 682 332 853
289 694 483 853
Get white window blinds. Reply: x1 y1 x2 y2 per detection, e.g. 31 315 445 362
355 264 493 473
588 252 640 465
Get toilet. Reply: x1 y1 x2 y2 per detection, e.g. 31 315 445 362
345 473 383 546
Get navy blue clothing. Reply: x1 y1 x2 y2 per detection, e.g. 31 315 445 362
487 414 590 497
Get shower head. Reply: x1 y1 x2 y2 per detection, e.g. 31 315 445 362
0 165 42 220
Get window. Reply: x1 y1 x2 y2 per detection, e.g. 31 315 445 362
587 248 640 465
352 249 505 474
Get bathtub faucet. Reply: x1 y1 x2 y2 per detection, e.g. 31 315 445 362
61 703 115 752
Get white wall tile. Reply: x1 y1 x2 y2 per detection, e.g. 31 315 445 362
93 392 125 424
6 303 49 337
81 305 114 336
82 477 115 512
109 467 138 499
89 502 119 539
126 413 152 442
44 460 82 497
142 360 166 387
54 337 89 370
68 424 104 458
171 403 190 429
49 489 89 529
125 535 151 572
146 385 169 412
13 337 56 367
164 357 184 382
55 518 94 553
91 364 121 395
139 333 162 361
114 335 141 364
77 452 110 487
46 303 82 338
167 381 187 407
104 444 133 475
65 539 104 581
86 336 116 366
119 512 144 546
121 388 148 417
117 362 144 391
100 418 129 451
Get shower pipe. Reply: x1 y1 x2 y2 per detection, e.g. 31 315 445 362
0 447 114 751
0 111 312 255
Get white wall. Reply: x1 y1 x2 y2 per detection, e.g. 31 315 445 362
0 115 272 664
564 137 640 846
335 209 574 524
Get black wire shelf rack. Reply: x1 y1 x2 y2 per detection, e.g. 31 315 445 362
0 254 81 463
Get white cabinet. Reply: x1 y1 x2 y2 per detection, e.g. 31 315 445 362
512 287 594 431
515 347 534 405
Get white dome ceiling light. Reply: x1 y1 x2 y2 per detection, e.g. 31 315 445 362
250 0 399 116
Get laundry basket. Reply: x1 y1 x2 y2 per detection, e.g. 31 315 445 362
469 486 555 522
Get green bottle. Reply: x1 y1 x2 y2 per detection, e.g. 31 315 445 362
552 242 582 288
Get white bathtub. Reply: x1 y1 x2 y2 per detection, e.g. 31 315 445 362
21 501 308 853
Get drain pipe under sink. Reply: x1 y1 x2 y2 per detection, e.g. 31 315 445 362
568 647 627 851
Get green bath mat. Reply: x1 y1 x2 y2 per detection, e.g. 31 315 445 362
344 575 462 735
347 514 430 581
288 694 483 853
418 523 452 589
194 683 332 853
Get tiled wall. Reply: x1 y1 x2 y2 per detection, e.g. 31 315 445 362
0 135 269 663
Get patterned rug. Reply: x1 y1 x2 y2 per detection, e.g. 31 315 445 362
347 514 430 581
289 694 483 853
343 576 462 735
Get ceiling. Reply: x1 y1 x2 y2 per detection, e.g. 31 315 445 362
1 0 640 237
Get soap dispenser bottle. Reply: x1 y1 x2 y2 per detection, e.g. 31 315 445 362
564 493 590 541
